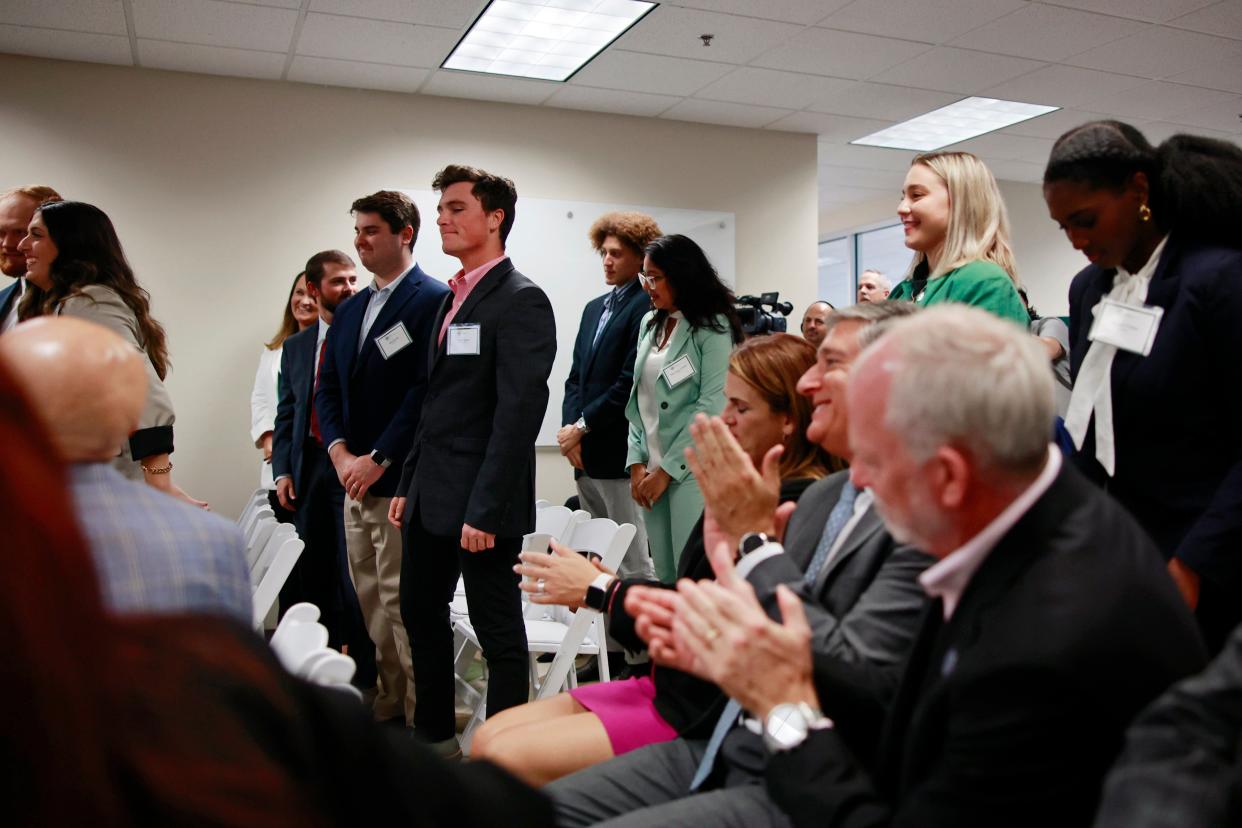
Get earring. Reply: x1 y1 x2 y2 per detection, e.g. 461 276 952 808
1139 203 1152 223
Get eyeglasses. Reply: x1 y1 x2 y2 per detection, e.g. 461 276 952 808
638 271 665 288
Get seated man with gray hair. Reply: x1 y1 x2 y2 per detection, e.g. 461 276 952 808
0 316 251 622
659 304 1206 827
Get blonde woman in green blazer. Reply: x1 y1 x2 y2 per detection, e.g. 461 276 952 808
625 234 743 583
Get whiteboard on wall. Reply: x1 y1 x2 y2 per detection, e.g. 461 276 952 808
398 189 736 446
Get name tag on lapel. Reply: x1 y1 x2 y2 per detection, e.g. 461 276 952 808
661 354 695 389
1088 299 1162 356
375 322 413 359
447 323 481 356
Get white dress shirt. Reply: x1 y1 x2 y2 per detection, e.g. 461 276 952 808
357 266 411 353
1 277 25 333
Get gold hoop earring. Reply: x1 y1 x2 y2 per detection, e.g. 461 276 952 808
1139 203 1152 223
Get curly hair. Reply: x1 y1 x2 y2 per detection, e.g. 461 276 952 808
588 212 662 257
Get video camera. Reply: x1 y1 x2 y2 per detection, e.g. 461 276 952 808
735 292 794 337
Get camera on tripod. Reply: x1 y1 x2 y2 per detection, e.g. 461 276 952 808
735 292 793 337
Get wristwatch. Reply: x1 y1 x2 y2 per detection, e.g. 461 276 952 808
584 573 616 612
370 449 392 469
763 702 833 753
738 531 777 560
574 416 590 434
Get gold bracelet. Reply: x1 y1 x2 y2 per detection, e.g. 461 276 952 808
142 461 174 475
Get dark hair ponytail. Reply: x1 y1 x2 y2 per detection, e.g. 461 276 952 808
1044 120 1242 249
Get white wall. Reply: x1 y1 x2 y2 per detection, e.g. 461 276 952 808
0 54 818 518
819 179 1085 316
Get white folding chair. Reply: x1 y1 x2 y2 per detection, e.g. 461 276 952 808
250 522 297 585
269 602 320 653
306 652 357 687
240 504 274 546
535 499 552 511
236 488 268 531
534 506 590 546
252 535 305 629
270 618 328 672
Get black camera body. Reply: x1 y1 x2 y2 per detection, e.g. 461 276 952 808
736 291 794 337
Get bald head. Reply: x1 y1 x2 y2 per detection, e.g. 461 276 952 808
0 317 147 462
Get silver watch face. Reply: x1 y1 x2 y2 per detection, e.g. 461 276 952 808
764 703 810 752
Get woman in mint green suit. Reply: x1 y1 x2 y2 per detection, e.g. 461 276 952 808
625 235 743 583
887 150 1029 326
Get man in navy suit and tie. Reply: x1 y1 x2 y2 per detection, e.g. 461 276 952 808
271 249 369 681
558 212 660 581
316 192 449 727
391 165 556 757
0 185 61 333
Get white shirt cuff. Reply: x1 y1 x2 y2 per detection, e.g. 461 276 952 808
736 542 785 580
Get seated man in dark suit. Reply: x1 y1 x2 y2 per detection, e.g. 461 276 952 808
316 192 449 728
657 304 1207 828
558 211 662 581
271 249 372 685
549 301 933 827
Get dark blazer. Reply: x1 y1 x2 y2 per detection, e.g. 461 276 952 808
766 461 1207 828
608 477 815 739
315 264 448 498
1068 235 1242 651
398 258 556 538
0 279 19 323
562 279 649 480
271 324 317 493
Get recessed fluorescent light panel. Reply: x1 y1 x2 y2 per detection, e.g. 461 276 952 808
851 97 1059 152
443 0 657 82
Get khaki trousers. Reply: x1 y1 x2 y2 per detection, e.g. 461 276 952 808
344 493 415 724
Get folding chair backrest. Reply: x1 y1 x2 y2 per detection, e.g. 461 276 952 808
250 523 297 585
252 536 305 628
243 507 275 546
533 505 576 542
535 499 552 511
269 602 321 652
269 617 327 671
568 518 636 574
306 652 357 687
236 488 268 530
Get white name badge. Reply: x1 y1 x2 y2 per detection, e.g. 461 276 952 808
661 354 696 389
375 321 413 359
1088 298 1163 356
447 323 481 356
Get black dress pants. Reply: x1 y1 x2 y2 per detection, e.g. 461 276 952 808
399 502 529 742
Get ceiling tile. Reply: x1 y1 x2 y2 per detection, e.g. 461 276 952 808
768 111 891 141
818 0 1026 45
1168 94 1242 132
1000 107 1112 139
1065 25 1242 78
0 0 127 35
421 70 558 106
661 98 794 128
131 0 297 52
571 50 732 96
1133 120 1241 144
818 141 918 171
1166 0 1242 34
287 56 430 93
751 27 930 79
1080 80 1236 121
950 4 1148 62
980 64 1147 109
0 24 131 65
297 12 460 68
871 47 1046 93
664 0 852 26
808 82 958 120
694 67 855 109
1039 0 1219 24
244 0 303 8
616 5 802 65
1170 58 1242 93
137 39 286 79
543 85 681 117
948 131 1056 162
308 0 477 28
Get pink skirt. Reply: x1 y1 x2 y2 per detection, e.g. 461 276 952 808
569 676 679 756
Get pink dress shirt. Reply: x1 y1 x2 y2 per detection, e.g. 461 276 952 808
438 255 508 345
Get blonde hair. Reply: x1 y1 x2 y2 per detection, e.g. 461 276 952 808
1 185 62 205
906 152 1019 285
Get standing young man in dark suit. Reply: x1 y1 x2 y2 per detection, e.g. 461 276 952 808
649 305 1206 828
271 250 370 682
558 212 660 580
316 192 448 728
390 165 556 756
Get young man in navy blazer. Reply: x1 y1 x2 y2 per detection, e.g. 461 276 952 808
315 192 448 727
558 212 660 581
271 250 371 685
391 165 556 756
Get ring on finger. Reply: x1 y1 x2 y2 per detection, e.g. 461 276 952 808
703 626 721 643
537 578 547 594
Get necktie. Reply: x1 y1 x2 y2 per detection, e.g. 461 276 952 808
688 481 859 791
592 290 617 349
309 338 327 444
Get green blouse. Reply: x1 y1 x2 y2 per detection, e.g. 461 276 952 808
888 260 1028 326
